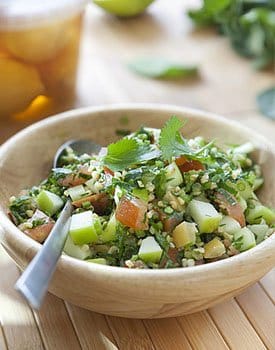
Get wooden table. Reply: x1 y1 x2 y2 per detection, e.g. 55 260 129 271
0 1 274 349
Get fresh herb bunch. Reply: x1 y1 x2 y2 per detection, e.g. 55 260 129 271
189 0 275 70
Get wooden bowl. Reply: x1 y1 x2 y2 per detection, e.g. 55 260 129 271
0 104 274 318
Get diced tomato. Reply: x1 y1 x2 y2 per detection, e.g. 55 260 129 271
116 196 148 230
59 166 91 187
72 193 111 215
21 209 55 243
25 222 54 243
175 156 204 172
215 191 246 227
103 166 114 176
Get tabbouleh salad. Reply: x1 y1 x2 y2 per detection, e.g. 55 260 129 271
8 116 275 268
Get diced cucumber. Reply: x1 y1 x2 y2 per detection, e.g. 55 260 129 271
233 227 256 252
138 236 163 263
86 258 107 265
188 199 222 233
233 142 254 154
165 162 183 188
219 216 241 235
100 213 117 243
69 211 99 245
172 221 197 248
246 204 275 225
65 185 86 201
37 190 63 216
132 188 149 202
204 238 226 259
63 234 91 260
248 224 269 244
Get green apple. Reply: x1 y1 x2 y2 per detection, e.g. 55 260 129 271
63 234 91 260
233 227 256 252
93 0 155 17
188 199 222 233
246 204 275 225
172 221 197 248
69 211 99 245
219 216 241 235
204 238 226 259
165 162 183 188
100 213 117 243
138 236 163 263
65 185 86 201
37 190 63 216
248 224 269 244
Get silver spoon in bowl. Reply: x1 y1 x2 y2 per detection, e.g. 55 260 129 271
15 139 102 309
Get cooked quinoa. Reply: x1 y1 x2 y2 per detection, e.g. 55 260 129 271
8 117 275 268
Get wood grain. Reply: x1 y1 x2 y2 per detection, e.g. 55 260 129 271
260 269 275 303
0 326 7 350
209 298 266 350
0 246 44 350
34 294 82 350
106 317 154 350
177 311 229 349
143 318 192 350
66 303 118 350
236 284 275 349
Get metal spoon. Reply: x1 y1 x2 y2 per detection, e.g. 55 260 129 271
15 139 101 309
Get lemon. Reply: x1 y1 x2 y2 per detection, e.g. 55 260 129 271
3 19 70 63
0 58 44 117
93 0 155 17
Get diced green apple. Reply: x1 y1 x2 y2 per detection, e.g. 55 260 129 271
86 258 107 265
65 185 86 201
248 224 269 244
219 216 241 235
188 199 222 233
233 227 256 252
69 210 99 245
100 213 117 243
37 190 63 216
246 204 275 224
132 188 149 202
138 236 163 263
172 221 197 248
204 238 226 259
165 162 183 188
63 234 91 260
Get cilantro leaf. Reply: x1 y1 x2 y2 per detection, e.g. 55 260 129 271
103 138 160 171
159 116 214 163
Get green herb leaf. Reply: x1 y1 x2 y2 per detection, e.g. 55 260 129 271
104 138 160 171
128 57 199 79
188 0 231 26
257 86 275 119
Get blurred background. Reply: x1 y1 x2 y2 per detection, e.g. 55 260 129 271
0 0 274 141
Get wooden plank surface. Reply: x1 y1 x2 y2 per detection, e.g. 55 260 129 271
0 1 274 349
177 311 229 349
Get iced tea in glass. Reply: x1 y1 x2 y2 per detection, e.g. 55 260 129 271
0 0 86 120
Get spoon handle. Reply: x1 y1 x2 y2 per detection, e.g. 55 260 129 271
15 200 73 309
